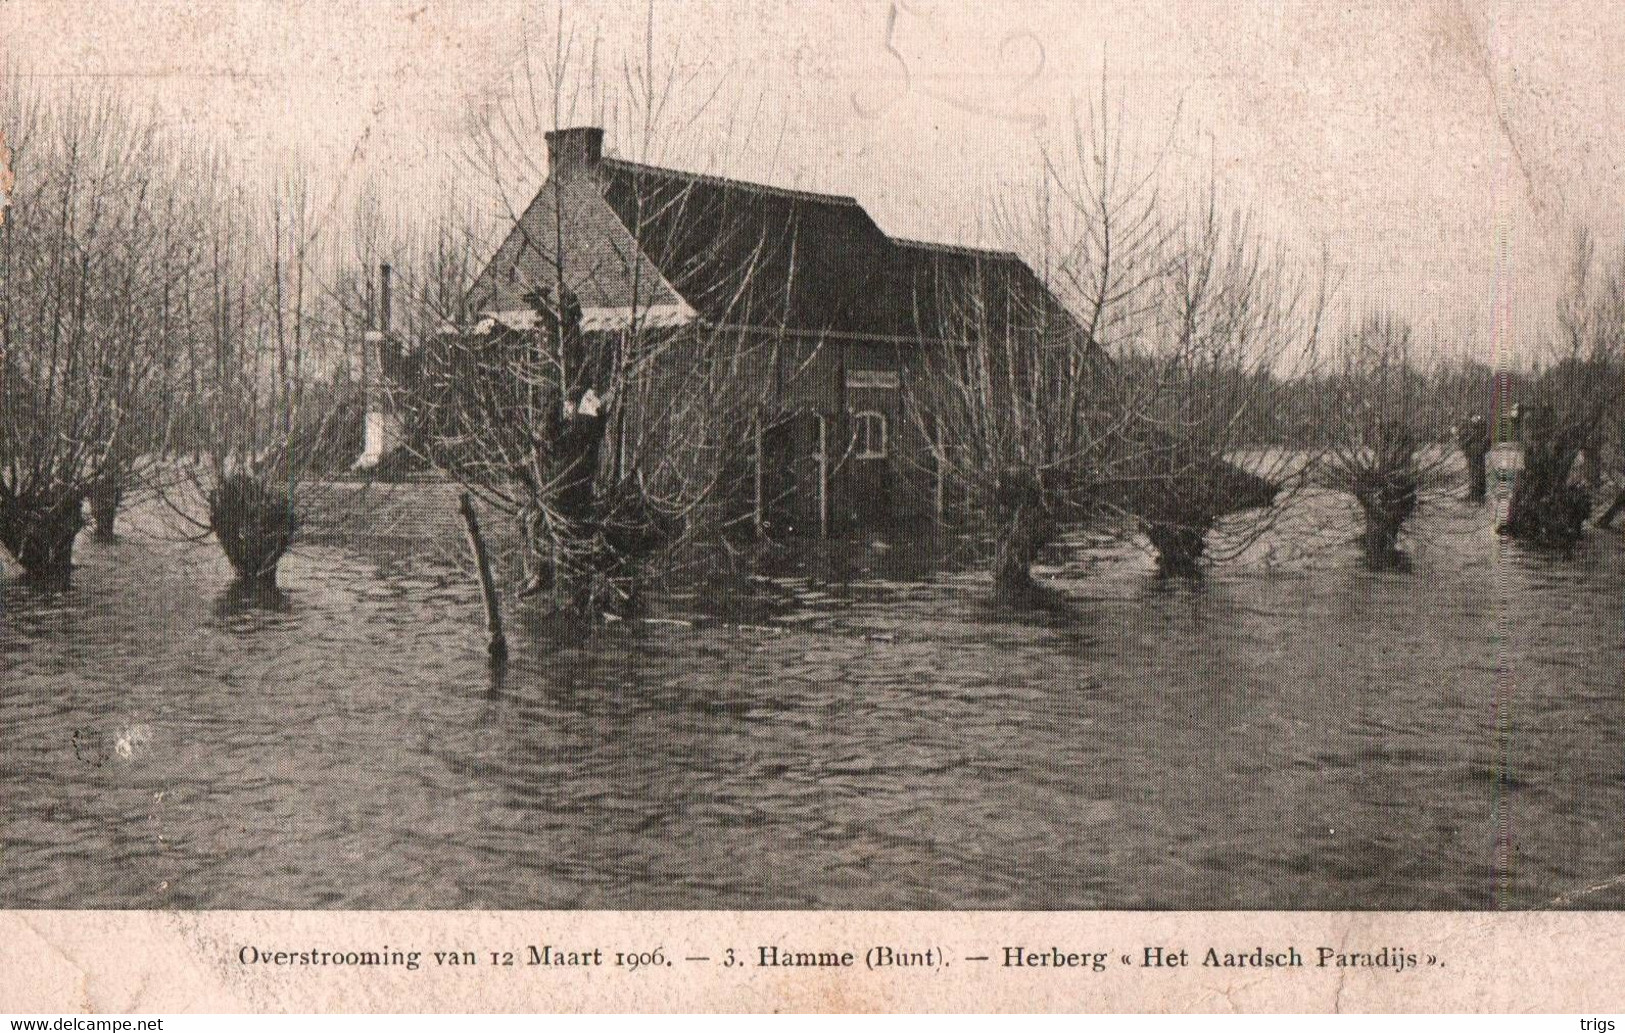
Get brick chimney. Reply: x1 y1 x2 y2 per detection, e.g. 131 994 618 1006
545 126 604 177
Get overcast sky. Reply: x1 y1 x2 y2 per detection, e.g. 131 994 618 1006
4 0 1624 363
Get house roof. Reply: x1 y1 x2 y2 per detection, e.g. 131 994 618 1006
466 171 685 318
597 157 898 336
467 133 1078 344
886 236 1076 343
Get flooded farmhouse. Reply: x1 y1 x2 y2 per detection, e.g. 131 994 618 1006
364 125 1079 539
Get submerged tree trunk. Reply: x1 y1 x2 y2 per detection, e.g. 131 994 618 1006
1145 521 1208 576
990 470 1055 604
1137 458 1275 576
516 504 555 599
1498 411 1591 549
991 510 1043 600
1502 474 1591 549
208 472 300 587
1464 452 1489 504
523 388 624 613
1500 448 1591 549
1355 497 1408 561
89 477 124 542
1352 465 1419 564
0 493 86 587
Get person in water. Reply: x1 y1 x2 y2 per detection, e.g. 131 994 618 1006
1455 414 1491 504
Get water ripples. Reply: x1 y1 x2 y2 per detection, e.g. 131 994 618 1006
3 492 1623 909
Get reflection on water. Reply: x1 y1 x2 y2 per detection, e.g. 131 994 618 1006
2 490 1623 910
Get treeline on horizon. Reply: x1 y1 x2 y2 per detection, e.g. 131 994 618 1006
1172 357 1542 448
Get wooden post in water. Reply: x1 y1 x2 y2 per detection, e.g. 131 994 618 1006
934 419 946 526
458 492 508 661
817 414 830 539
753 410 765 536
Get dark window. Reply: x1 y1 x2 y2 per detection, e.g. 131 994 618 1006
853 410 887 459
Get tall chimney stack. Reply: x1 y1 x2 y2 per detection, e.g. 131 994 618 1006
379 262 393 337
545 127 605 177
356 262 401 470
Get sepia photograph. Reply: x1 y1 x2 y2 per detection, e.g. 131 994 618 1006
2 0 1623 921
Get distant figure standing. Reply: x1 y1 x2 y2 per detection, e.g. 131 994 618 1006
1455 414 1491 504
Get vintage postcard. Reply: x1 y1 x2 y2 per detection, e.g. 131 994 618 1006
2 0 1623 1015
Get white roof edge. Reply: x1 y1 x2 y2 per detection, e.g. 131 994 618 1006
470 302 697 335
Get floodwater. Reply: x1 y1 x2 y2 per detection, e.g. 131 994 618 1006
2 480 1623 910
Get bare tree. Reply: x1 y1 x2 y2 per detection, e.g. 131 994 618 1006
1107 182 1329 574
387 4 786 615
1502 228 1623 546
1316 312 1456 564
0 85 351 592
911 95 1327 593
156 166 359 592
0 83 196 584
908 92 1165 602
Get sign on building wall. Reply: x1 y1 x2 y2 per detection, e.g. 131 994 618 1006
845 369 900 390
